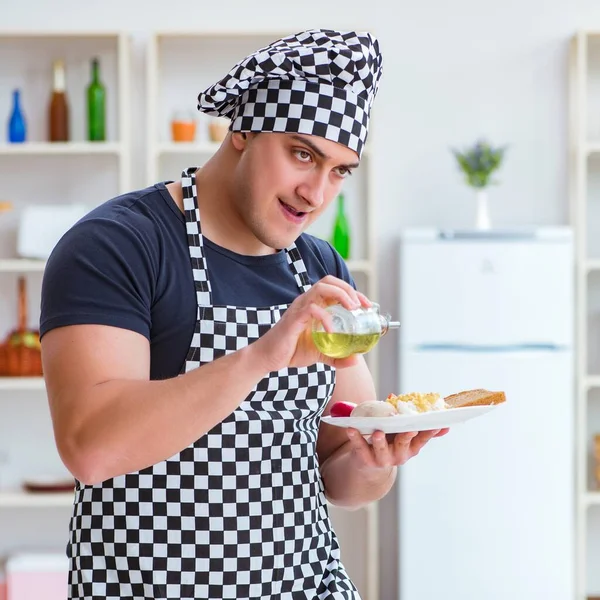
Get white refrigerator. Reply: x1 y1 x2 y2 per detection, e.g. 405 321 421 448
397 227 575 600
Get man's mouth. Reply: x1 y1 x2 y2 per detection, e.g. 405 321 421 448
279 199 307 221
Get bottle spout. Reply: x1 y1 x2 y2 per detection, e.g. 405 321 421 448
380 317 401 336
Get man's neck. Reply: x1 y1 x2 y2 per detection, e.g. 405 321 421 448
166 161 277 257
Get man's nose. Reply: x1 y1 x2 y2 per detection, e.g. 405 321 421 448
296 171 328 209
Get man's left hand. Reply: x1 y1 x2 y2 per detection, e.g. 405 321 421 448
346 428 450 469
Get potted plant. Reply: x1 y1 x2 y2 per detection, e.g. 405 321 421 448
452 139 507 230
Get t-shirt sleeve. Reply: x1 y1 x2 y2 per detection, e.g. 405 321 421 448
40 216 157 340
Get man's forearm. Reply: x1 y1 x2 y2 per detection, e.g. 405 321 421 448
60 344 269 485
320 441 397 509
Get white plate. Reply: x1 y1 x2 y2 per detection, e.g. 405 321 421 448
321 404 500 435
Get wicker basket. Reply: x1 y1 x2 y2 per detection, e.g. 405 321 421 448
0 277 42 377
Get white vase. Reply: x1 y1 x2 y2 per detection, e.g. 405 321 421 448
475 189 491 230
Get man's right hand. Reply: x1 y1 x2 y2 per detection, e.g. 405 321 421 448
251 275 371 372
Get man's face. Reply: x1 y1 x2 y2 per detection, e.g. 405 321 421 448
230 132 360 251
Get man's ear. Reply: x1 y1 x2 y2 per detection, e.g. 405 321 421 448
231 131 248 150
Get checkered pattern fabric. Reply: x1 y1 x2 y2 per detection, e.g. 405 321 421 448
66 168 360 599
197 29 383 157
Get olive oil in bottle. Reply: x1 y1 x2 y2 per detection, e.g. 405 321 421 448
311 303 400 359
312 331 380 359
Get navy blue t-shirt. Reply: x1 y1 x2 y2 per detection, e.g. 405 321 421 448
40 182 355 380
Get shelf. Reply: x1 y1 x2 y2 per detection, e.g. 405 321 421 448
0 491 73 508
588 259 600 273
586 377 600 390
0 142 123 156
586 492 600 506
0 259 46 273
0 377 45 391
155 142 221 155
587 143 600 156
0 31 124 39
578 29 600 37
346 259 372 275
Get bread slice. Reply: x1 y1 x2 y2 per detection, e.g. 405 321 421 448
444 388 506 408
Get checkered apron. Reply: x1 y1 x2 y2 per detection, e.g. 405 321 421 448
66 168 360 599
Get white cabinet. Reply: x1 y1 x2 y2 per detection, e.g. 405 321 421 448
570 30 600 600
0 29 131 558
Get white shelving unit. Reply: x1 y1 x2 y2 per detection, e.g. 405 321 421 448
0 30 132 559
571 29 600 600
147 30 380 600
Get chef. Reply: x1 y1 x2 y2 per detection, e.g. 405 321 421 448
40 28 446 599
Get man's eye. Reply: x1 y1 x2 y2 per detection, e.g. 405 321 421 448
336 167 353 178
294 150 312 162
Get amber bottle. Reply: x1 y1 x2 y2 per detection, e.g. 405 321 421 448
49 59 69 142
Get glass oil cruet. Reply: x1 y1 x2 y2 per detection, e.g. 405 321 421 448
311 303 401 359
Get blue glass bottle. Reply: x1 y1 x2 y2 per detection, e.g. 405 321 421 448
8 89 26 143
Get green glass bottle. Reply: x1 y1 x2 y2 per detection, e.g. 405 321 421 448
331 193 351 259
87 58 106 141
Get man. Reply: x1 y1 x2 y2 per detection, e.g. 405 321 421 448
40 29 446 600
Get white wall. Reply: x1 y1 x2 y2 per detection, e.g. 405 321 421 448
4 0 600 597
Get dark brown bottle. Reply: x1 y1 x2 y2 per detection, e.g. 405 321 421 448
49 59 69 142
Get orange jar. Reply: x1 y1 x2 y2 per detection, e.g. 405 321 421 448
171 111 197 142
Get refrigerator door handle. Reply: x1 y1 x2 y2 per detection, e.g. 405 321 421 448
412 343 569 352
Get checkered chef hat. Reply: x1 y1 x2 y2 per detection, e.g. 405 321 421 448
197 29 383 158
